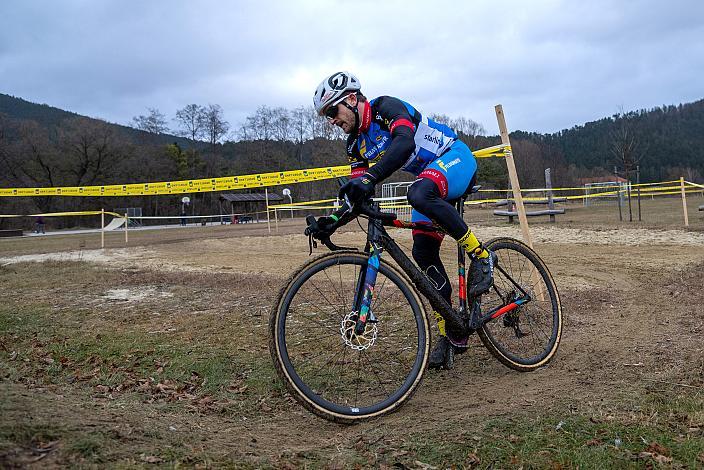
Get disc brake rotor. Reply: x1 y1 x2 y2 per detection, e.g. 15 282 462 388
340 311 378 350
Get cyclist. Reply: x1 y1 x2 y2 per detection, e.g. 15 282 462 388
313 71 497 369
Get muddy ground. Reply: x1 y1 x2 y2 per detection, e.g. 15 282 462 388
1 197 704 467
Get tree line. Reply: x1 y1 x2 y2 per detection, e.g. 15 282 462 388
1 92 703 229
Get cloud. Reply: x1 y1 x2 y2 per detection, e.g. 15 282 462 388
1 0 702 134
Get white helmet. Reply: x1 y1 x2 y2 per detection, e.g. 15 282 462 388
313 71 361 115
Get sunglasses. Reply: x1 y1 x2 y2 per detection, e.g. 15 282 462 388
324 94 353 121
324 104 340 121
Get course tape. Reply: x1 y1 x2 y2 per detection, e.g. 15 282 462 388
0 144 511 198
0 165 352 197
0 210 123 219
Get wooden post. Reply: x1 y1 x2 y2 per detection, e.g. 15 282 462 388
680 177 689 227
274 208 279 233
265 188 271 234
495 105 534 248
101 208 105 249
124 213 129 244
545 168 555 223
495 105 544 301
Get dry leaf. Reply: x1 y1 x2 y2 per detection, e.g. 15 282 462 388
465 452 481 466
645 442 670 456
413 460 437 469
140 454 163 463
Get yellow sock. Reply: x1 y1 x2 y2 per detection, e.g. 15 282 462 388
457 229 488 258
433 311 446 337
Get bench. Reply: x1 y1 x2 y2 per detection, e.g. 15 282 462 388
495 197 566 207
494 209 565 217
493 168 566 223
699 205 704 211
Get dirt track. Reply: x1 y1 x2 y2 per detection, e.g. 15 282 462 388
2 218 704 464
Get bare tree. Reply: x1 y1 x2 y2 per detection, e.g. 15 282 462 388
202 104 230 145
610 109 644 221
430 113 485 141
6 120 58 187
291 106 308 144
174 104 206 141
132 108 169 134
271 107 292 142
58 117 120 187
610 114 642 179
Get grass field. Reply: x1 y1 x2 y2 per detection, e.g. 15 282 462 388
1 196 703 468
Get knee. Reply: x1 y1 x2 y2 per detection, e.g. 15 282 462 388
407 178 438 211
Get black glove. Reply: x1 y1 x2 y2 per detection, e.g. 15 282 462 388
338 174 375 205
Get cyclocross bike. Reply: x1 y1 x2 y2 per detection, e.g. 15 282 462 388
269 189 562 423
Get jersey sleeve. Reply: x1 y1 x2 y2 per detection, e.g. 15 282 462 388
374 96 416 136
365 96 417 182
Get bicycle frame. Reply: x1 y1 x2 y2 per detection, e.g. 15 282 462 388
351 200 532 337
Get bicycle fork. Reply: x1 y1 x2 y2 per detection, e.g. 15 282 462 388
352 242 382 335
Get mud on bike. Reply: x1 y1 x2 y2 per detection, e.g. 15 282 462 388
269 191 563 423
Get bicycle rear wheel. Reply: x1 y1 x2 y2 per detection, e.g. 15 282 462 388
476 237 562 371
270 251 429 423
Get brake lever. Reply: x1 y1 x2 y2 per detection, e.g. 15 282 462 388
308 232 318 255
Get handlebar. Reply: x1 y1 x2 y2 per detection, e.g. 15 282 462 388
355 200 397 222
304 198 397 253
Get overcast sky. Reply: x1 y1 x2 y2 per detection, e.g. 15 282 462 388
1 0 703 136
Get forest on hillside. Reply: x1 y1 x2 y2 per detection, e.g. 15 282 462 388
1 93 702 228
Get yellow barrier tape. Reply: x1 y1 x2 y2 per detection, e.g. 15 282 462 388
472 144 511 159
268 198 337 209
0 165 352 197
0 210 124 218
0 144 511 197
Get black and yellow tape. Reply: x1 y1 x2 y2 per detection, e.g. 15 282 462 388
0 144 510 198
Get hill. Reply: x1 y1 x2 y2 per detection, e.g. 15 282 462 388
516 99 704 182
0 93 196 149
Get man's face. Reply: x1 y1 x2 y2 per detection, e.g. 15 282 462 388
326 95 356 134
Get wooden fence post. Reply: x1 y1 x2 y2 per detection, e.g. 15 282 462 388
545 168 555 223
680 177 689 227
495 105 534 248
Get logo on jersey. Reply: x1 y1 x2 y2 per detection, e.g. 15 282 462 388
437 158 460 172
424 134 442 145
361 135 388 160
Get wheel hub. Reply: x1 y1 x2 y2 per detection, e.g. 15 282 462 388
340 311 378 350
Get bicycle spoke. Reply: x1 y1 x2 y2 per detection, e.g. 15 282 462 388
479 240 561 368
273 253 428 419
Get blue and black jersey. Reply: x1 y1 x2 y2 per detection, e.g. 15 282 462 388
347 96 458 180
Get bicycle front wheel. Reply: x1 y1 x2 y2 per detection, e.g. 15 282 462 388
269 251 429 423
477 237 563 371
